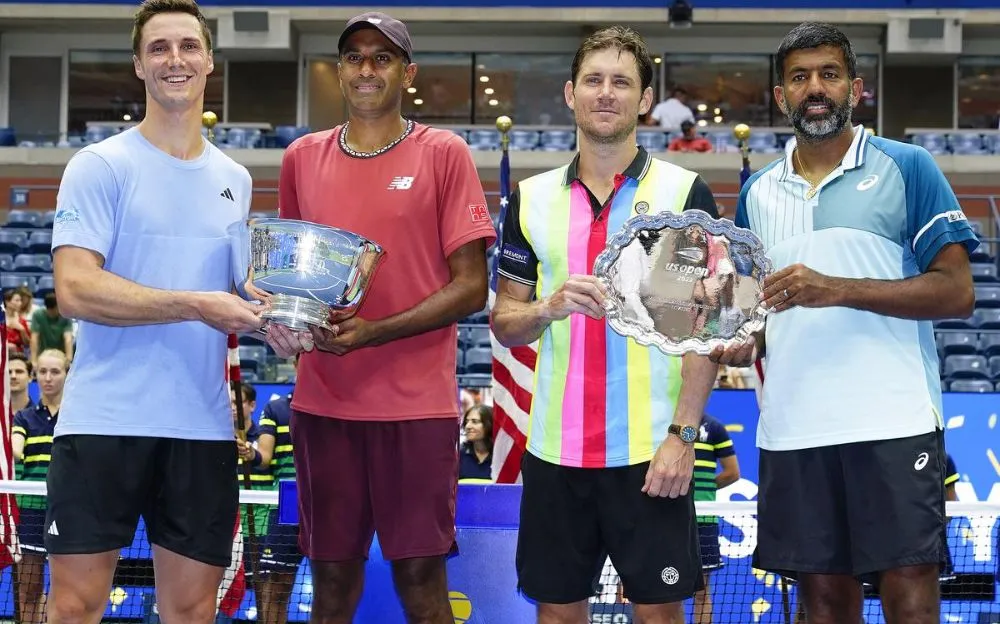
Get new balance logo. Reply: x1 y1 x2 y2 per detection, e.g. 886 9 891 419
220 188 234 201
47 521 59 536
387 176 414 190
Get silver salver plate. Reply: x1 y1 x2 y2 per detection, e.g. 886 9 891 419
593 209 772 356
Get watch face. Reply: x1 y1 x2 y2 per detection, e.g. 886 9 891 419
680 426 698 443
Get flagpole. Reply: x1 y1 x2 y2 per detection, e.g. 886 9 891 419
207 108 262 608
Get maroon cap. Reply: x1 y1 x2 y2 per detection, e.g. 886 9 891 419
338 12 413 62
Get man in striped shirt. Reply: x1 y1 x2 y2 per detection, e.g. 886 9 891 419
492 26 720 624
713 22 978 624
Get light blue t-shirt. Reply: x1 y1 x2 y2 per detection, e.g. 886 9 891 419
51 127 252 441
736 126 980 451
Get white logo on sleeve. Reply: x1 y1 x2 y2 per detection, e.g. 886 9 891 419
661 566 679 585
914 452 929 471
387 176 414 190
856 174 879 191
47 521 59 536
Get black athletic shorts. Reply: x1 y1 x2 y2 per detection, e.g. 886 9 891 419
44 435 239 567
516 452 704 605
753 430 947 585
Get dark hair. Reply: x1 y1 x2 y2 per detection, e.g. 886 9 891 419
234 381 256 403
571 25 654 93
462 404 494 454
44 292 58 310
132 0 212 56
774 22 857 85
8 353 31 376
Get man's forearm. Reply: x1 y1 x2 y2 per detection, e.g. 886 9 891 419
491 296 551 347
672 353 719 429
833 272 974 320
370 275 487 346
58 267 205 327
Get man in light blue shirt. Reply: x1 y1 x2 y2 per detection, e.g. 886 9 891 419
43 1 304 622
713 22 978 624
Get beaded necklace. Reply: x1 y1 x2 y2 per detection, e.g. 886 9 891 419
338 118 414 159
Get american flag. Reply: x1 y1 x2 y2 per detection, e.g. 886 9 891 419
217 333 246 616
0 302 20 570
488 137 536 484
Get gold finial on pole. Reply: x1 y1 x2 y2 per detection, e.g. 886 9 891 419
496 115 512 151
202 110 219 144
734 123 751 160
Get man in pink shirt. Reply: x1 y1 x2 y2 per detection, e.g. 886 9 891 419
275 11 496 624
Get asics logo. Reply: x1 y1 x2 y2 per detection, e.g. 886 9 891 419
857 174 879 191
914 452 929 471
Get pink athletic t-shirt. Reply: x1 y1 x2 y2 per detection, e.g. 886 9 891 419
279 122 496 421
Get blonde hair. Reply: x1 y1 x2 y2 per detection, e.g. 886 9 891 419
36 349 69 372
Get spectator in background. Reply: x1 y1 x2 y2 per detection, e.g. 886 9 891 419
692 414 740 624
648 87 696 131
12 349 69 624
30 293 74 368
459 404 493 482
231 381 272 600
4 290 30 356
669 120 714 153
257 355 300 624
15 285 34 321
7 353 33 415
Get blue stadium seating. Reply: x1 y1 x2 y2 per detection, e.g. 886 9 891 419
949 379 995 393
4 210 40 229
238 345 268 374
975 308 1000 329
971 262 998 282
25 231 52 254
940 332 978 356
942 354 990 380
33 275 55 299
12 254 51 273
0 254 12 272
464 347 492 374
980 333 1000 357
974 285 1000 308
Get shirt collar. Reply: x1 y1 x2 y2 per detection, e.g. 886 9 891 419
780 124 870 182
563 145 652 187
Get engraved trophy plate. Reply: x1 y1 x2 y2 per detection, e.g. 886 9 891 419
229 218 385 331
593 209 771 356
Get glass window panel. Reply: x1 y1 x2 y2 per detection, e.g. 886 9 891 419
473 54 575 126
957 57 1000 129
402 53 473 125
662 54 772 128
67 50 224 135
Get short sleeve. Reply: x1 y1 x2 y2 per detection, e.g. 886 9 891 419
437 136 498 257
258 402 277 437
29 310 44 333
496 187 539 286
944 454 959 486
11 411 27 438
905 147 980 272
734 182 751 230
278 142 301 220
51 150 121 260
708 418 735 459
682 176 719 218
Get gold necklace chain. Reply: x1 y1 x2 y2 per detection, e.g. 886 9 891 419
793 148 824 199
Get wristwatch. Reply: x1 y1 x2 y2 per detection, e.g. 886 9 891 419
668 424 698 444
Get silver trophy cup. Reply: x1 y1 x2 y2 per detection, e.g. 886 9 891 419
594 209 771 356
229 218 385 331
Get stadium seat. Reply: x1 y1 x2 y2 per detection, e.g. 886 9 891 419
468 326 492 348
4 210 40 229
464 347 492 374
25 230 52 254
225 127 248 149
748 132 780 154
456 347 465 374
40 210 56 229
991 356 1000 380
948 379 995 393
468 129 501 151
274 125 299 148
238 345 268 373
943 354 990 380
0 230 29 255
707 130 738 152
450 129 469 142
969 247 993 263
636 130 668 152
975 308 1000 329
0 254 12 272
980 333 1000 357
539 129 574 151
950 133 988 155
910 132 947 155
0 274 34 292
33 275 54 298
12 254 51 273
975 285 1000 308
934 315 978 330
509 130 540 151
0 127 15 147
465 305 489 325
940 332 979 356
971 263 998 282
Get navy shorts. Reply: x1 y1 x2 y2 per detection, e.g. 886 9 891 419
259 508 303 573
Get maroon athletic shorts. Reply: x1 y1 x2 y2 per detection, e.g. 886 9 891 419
290 410 460 562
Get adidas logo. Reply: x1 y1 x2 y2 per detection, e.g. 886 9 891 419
47 521 59 536
220 187 234 201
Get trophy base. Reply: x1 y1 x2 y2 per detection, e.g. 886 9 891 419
261 293 332 332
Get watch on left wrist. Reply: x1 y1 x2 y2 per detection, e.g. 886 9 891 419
668 424 698 444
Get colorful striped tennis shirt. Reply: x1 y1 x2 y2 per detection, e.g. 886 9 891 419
498 147 719 468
